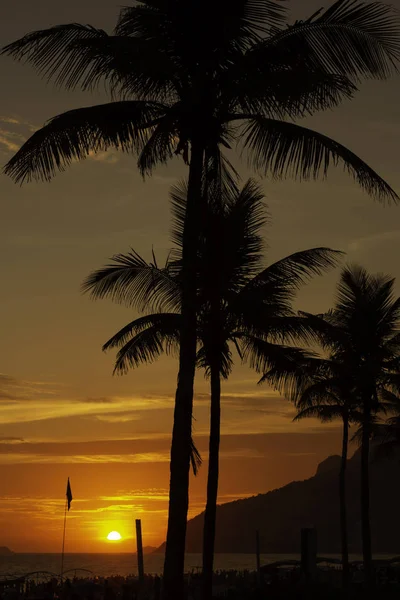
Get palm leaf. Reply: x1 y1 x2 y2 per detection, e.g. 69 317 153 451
3 101 167 183
196 343 234 380
105 314 181 374
102 313 180 351
190 437 202 476
137 107 180 175
242 116 398 202
294 404 344 423
227 57 358 120
263 0 400 81
240 248 343 304
116 0 287 51
82 250 180 313
1 24 107 85
238 335 314 376
67 36 178 100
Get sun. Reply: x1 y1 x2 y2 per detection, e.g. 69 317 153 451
107 531 122 541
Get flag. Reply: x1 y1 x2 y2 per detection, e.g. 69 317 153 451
66 478 73 511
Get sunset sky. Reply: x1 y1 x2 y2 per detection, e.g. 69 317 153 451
1 0 400 553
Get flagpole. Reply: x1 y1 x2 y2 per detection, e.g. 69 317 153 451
60 496 68 579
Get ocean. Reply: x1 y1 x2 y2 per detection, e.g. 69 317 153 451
0 553 378 579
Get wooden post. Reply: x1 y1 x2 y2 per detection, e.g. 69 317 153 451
256 530 261 585
135 519 145 583
301 528 317 583
136 519 144 583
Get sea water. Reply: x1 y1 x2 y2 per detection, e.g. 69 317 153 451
0 553 381 579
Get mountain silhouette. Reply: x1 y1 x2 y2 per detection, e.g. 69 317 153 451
162 450 400 555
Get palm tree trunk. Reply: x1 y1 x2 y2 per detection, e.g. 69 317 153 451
163 139 204 600
202 361 221 600
339 413 349 589
361 401 373 588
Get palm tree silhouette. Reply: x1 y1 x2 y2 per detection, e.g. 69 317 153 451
83 179 340 599
288 359 361 588
266 266 400 587
3 3 400 595
372 406 400 460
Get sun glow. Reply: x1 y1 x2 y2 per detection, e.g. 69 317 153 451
107 531 122 541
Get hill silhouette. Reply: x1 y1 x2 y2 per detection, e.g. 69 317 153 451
162 450 400 554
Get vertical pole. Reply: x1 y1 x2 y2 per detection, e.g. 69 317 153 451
136 519 145 583
255 530 261 586
60 498 68 579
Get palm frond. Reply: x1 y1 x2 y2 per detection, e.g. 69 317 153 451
242 116 398 203
294 404 344 423
1 24 107 85
218 179 268 286
231 0 289 40
106 314 181 374
228 57 358 120
116 0 287 53
102 313 180 351
115 2 168 38
296 377 344 408
239 335 314 377
169 179 188 252
70 36 178 101
298 310 349 351
190 437 202 476
82 250 180 313
137 109 179 175
196 344 234 380
204 146 240 201
3 101 167 183
240 247 343 306
264 0 400 81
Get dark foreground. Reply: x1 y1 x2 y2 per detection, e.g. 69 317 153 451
1 562 400 600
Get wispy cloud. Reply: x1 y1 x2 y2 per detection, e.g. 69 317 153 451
0 453 171 464
0 132 20 152
89 150 120 164
0 374 174 424
0 116 38 155
348 230 400 253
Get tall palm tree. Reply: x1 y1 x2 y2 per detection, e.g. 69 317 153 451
83 179 340 600
3 3 400 596
265 266 400 586
289 360 360 588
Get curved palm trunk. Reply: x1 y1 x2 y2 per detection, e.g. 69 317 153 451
202 361 221 600
361 401 373 588
339 413 349 588
163 140 204 600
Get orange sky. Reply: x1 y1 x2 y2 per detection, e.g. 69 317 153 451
1 0 400 553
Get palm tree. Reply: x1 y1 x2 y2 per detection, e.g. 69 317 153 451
372 403 400 460
266 266 400 586
83 179 340 600
289 359 360 588
3 4 400 596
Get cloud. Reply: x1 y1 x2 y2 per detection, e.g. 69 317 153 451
347 230 400 253
89 150 120 164
94 412 142 423
0 373 62 403
0 116 37 131
0 133 20 153
82 397 116 404
0 453 171 465
0 374 174 423
0 116 38 155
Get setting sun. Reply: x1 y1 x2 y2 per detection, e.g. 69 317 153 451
107 531 122 541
